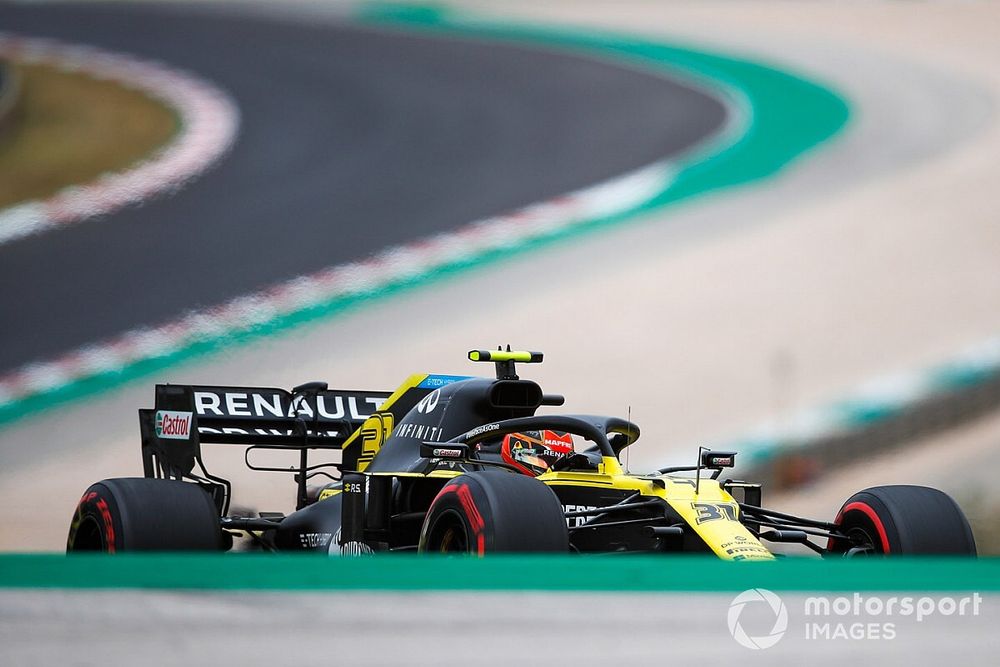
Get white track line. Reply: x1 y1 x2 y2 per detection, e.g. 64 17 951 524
0 161 675 406
0 33 240 245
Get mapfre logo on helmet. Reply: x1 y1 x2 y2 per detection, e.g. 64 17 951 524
728 588 788 649
155 410 192 440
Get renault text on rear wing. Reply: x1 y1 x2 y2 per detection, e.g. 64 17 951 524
152 384 392 446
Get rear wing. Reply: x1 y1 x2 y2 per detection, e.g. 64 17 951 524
138 375 460 513
139 384 391 480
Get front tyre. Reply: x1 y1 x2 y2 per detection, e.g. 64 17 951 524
829 485 976 555
67 478 224 552
418 471 568 554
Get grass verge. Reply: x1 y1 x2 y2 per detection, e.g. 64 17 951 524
0 61 177 210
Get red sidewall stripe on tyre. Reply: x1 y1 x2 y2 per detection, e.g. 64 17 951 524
837 501 891 554
431 483 487 555
95 497 116 554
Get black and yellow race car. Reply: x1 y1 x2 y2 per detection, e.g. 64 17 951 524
67 349 977 558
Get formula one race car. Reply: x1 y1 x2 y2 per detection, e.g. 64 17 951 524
67 349 977 558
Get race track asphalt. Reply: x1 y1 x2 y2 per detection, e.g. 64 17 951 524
2 590 996 665
0 1 727 374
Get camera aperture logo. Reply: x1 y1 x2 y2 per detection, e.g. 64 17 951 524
728 589 983 647
728 588 788 649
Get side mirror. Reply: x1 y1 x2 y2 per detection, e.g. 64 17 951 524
701 450 737 468
420 443 470 460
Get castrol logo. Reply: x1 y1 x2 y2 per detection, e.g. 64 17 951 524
155 410 192 439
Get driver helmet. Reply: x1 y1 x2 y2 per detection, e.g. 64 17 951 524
501 430 574 476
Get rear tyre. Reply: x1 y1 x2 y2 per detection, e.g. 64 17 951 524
829 485 976 556
418 471 568 554
67 478 224 552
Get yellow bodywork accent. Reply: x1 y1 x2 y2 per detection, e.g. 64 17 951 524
537 469 774 561
664 485 772 561
340 374 427 472
355 412 394 471
598 456 624 476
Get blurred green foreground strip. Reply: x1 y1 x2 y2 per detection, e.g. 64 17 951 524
0 555 994 591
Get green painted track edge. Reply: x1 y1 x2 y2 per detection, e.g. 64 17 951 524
0 7 850 431
0 554 993 592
